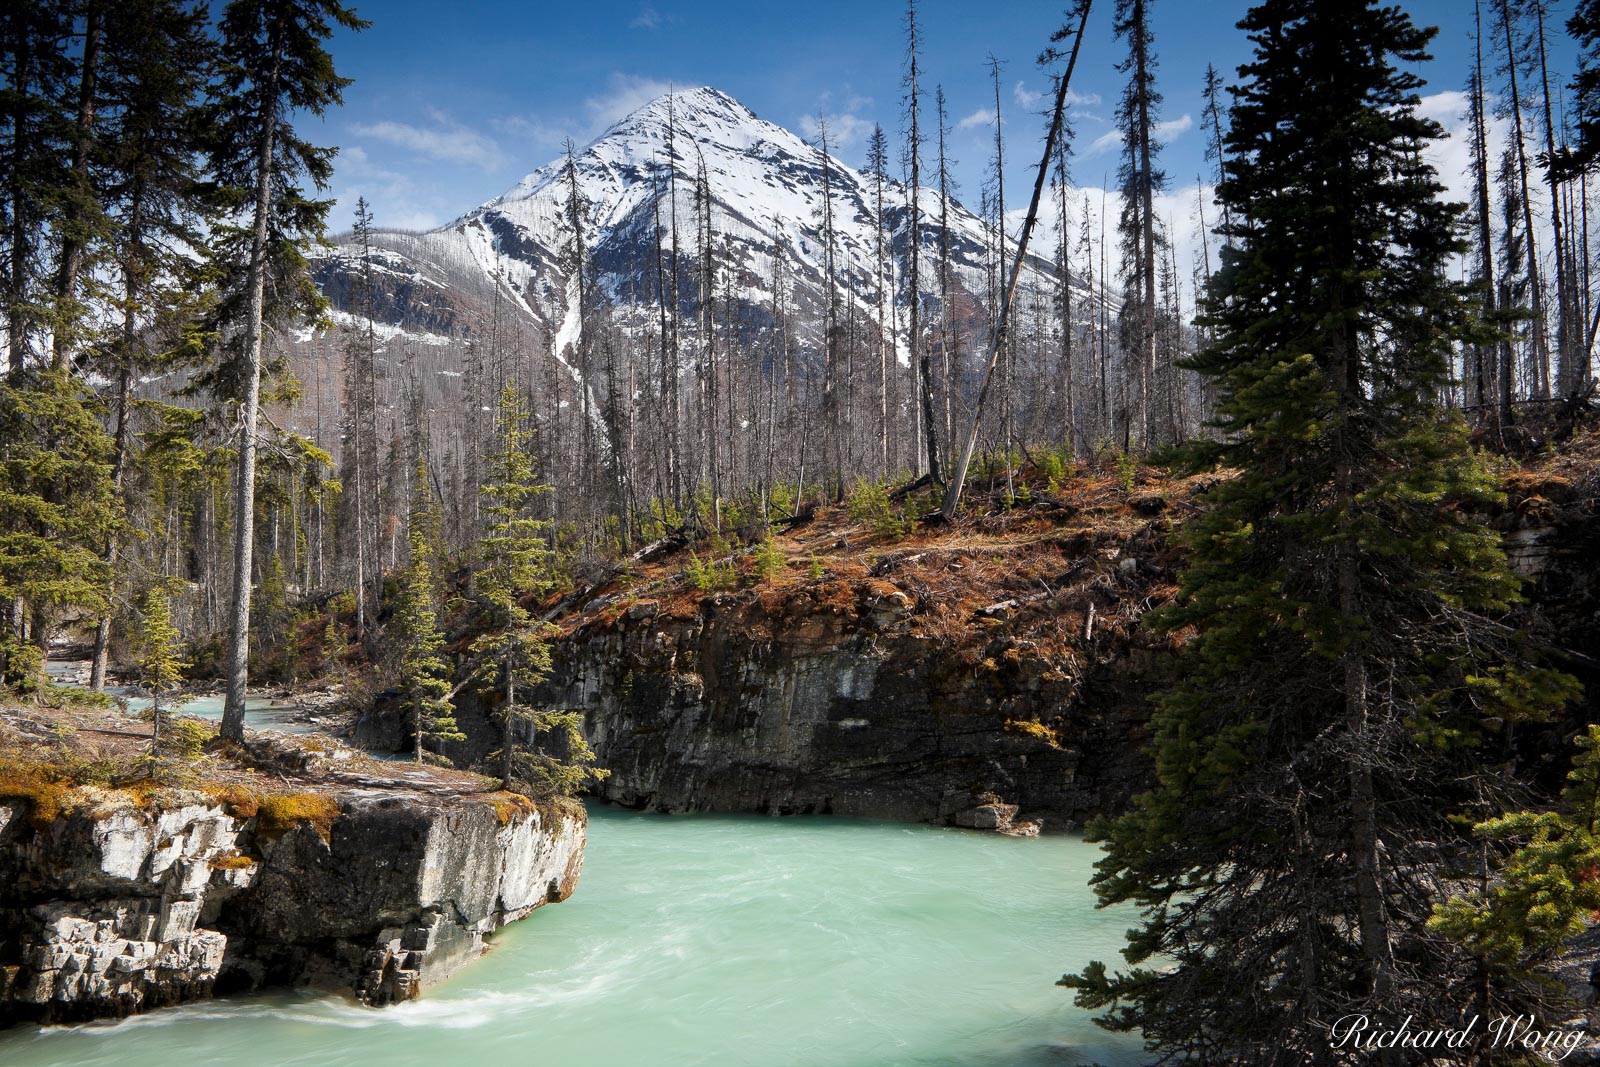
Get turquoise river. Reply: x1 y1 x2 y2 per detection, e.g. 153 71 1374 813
0 806 1144 1067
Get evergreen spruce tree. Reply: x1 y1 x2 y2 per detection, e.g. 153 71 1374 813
472 382 603 797
1565 1 1600 176
0 370 119 694
85 0 214 690
1061 4 1578 1061
135 584 188 757
0 0 75 376
394 454 459 765
205 0 366 742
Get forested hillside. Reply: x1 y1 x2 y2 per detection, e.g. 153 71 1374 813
7 0 1600 1060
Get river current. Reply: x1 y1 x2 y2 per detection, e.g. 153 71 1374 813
0 806 1143 1066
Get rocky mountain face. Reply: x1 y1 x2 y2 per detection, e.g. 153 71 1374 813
297 87 1074 430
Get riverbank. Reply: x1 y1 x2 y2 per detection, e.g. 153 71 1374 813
0 805 1146 1067
0 706 585 1028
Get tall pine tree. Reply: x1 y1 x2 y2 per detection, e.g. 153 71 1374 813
471 382 602 797
87 0 214 689
205 0 366 742
1063 3 1578 1061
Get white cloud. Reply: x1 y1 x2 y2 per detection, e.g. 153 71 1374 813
1012 81 1103 115
1156 113 1193 141
800 91 876 150
352 110 504 170
583 73 679 129
630 6 660 29
957 107 998 132
1416 90 1478 211
1085 128 1121 156
800 112 874 149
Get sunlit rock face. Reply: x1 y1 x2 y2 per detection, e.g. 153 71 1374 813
0 788 585 1026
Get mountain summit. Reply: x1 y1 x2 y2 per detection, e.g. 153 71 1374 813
305 86 1075 429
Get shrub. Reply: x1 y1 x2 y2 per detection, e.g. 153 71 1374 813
168 719 213 763
640 497 684 542
768 482 797 518
496 709 609 799
846 478 911 537
751 534 787 582
685 552 737 593
1113 449 1138 493
1005 718 1060 747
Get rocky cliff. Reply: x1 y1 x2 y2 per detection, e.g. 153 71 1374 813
0 723 585 1027
356 469 1195 833
352 438 1600 835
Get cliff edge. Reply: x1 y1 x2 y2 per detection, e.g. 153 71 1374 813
0 711 585 1027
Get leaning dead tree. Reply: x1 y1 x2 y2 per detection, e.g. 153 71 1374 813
940 0 1092 521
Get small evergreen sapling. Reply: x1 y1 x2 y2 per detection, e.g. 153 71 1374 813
472 383 605 797
394 455 461 764
135 585 189 771
1430 725 1600 1019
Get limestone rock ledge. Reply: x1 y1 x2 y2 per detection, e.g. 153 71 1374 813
0 789 585 1027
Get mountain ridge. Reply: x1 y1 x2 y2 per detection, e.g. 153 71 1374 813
293 85 1087 448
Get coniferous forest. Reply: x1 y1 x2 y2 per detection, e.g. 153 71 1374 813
5 0 1600 1063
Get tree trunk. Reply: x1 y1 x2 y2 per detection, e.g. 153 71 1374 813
1331 280 1396 1054
89 358 133 688
941 1 1089 521
1472 6 1512 431
219 42 284 743
1136 0 1157 451
1533 0 1578 397
906 0 942 485
1501 0 1552 398
501 654 515 790
49 2 101 375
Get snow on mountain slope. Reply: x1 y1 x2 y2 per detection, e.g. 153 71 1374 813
308 86 1087 392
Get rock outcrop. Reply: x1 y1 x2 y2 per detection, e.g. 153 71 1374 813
533 583 1167 832
353 495 1184 832
346 442 1600 836
0 784 584 1027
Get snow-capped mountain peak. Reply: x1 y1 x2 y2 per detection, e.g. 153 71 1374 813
311 86 1076 385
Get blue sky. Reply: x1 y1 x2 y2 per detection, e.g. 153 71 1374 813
316 1 1582 234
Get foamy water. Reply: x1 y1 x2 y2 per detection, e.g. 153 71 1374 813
0 807 1143 1067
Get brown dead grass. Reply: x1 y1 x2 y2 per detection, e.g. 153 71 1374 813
539 456 1217 677
255 792 340 842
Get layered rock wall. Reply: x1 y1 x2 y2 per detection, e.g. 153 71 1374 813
0 788 584 1026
